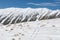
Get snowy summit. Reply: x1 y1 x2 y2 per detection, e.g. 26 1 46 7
0 8 60 25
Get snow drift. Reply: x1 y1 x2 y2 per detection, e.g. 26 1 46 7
0 7 60 25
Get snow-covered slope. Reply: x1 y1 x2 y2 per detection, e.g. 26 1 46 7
0 18 60 40
0 8 60 25
0 8 60 40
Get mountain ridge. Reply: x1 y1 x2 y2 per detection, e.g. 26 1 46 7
0 8 60 25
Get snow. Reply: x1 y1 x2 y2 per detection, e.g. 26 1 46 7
0 8 60 25
0 8 60 40
0 18 60 40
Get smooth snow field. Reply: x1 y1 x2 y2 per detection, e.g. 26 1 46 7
0 18 60 40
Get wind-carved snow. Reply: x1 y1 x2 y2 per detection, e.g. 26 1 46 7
0 8 60 25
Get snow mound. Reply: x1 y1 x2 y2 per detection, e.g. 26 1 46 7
0 7 60 25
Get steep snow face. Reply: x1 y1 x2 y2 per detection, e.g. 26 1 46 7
0 8 60 25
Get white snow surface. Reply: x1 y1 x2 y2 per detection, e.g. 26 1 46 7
0 8 60 25
0 18 60 40
0 8 60 40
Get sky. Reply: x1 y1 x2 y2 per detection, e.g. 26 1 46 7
0 0 60 9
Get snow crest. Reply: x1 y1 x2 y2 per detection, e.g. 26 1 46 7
0 8 60 25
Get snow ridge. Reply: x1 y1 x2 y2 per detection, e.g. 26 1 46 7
0 7 60 25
